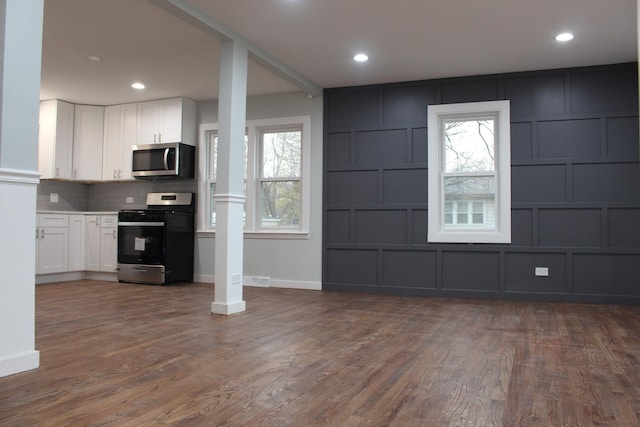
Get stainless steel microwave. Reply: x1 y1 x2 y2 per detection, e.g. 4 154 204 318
131 142 195 179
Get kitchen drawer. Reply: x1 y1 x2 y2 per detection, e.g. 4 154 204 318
37 214 69 228
101 215 118 228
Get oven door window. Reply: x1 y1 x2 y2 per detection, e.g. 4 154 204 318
118 223 165 264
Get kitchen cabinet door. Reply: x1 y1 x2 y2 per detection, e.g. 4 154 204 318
38 100 74 180
85 215 118 272
157 98 183 143
119 104 138 180
103 104 137 180
73 105 104 181
84 215 101 271
100 222 118 273
36 214 69 275
136 98 196 145
137 101 161 144
68 214 85 271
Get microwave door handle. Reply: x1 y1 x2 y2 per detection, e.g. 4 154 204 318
163 148 170 170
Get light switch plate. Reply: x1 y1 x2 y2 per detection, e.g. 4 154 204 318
50 193 59 203
126 196 134 204
535 267 549 277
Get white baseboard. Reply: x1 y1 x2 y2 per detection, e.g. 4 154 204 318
84 272 118 282
270 280 321 291
36 271 84 284
194 274 215 284
211 300 246 315
0 350 40 378
195 274 320 290
36 271 117 284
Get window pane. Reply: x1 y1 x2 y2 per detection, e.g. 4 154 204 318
472 202 484 224
444 119 494 173
261 130 301 178
444 202 453 224
444 176 495 229
457 202 469 224
209 133 218 181
210 133 249 181
260 180 301 228
210 182 216 227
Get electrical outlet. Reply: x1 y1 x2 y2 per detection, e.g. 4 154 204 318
50 193 59 203
535 267 549 277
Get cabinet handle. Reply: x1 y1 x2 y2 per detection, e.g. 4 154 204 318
112 229 116 239
40 229 45 239
118 169 122 178
114 169 117 179
36 229 39 239
158 133 162 143
56 167 59 177
154 133 157 143
73 169 77 179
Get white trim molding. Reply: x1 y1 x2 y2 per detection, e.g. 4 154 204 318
0 168 40 185
0 350 40 378
427 100 511 244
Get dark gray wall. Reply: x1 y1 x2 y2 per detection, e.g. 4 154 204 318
323 63 640 303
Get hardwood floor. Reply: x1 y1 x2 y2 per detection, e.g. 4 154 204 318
1 280 640 426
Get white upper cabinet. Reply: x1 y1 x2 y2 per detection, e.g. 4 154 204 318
39 97 195 182
136 97 196 145
38 100 74 180
73 105 104 181
103 103 137 180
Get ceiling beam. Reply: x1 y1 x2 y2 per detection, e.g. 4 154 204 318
147 0 323 97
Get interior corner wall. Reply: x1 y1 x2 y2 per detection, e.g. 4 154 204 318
195 91 324 288
323 62 640 303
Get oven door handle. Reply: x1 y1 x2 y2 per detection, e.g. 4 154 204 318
118 221 165 226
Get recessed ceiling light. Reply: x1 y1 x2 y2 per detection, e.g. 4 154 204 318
131 82 145 90
353 53 369 62
87 55 102 62
555 32 574 42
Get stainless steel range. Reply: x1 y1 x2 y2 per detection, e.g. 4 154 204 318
117 192 195 285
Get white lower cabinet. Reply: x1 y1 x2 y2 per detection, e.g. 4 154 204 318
85 214 118 272
36 212 118 281
68 214 85 271
36 214 69 274
100 216 118 272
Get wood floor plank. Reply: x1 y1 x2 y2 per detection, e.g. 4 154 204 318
1 280 640 426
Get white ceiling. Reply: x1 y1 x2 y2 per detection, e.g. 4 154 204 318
40 0 638 106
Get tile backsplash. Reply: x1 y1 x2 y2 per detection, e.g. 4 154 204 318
37 180 88 211
37 179 198 212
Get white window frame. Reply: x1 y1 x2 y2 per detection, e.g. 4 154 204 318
198 116 311 238
427 100 511 243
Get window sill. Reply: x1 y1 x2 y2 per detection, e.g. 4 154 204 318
196 229 310 240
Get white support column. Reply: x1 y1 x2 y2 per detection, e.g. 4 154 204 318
211 40 248 315
0 0 44 377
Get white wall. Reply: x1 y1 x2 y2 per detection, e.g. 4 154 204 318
194 91 323 289
0 0 43 378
